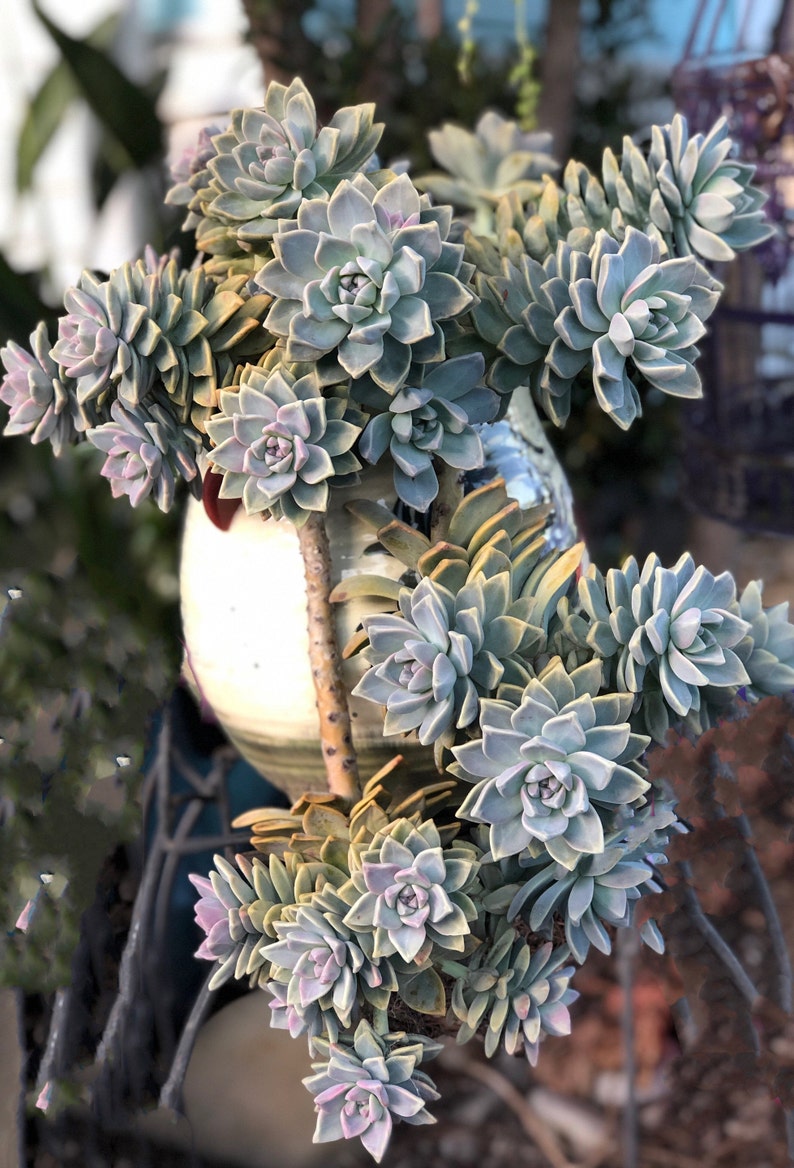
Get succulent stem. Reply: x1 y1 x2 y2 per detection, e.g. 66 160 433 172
297 513 361 800
429 461 463 544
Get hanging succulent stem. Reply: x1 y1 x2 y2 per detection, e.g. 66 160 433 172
297 513 361 801
429 461 463 544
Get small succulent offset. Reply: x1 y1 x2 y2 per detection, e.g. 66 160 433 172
304 1021 441 1163
87 398 201 511
451 925 578 1063
0 322 83 455
354 353 498 511
5 74 794 1167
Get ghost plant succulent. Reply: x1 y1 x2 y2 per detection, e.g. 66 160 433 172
204 363 363 523
256 173 476 389
304 1022 441 1162
341 818 480 963
4 73 793 1166
452 659 650 866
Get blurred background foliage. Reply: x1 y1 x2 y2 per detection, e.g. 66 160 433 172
0 0 681 993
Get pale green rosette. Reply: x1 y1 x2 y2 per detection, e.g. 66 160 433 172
735 580 794 701
256 173 476 391
579 552 752 741
451 925 577 1063
452 658 650 868
341 819 480 964
352 573 533 745
205 363 363 524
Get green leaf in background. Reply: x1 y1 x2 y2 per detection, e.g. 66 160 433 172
16 14 119 194
32 2 162 171
0 251 55 348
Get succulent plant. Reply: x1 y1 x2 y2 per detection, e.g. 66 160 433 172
507 794 680 961
735 580 794 701
304 1020 440 1162
166 79 383 256
189 852 295 990
451 925 577 1063
341 819 479 963
506 165 610 264
256 172 476 390
452 658 650 867
416 110 556 236
204 363 363 524
261 901 396 1040
0 322 84 454
610 114 774 263
188 848 349 991
476 227 721 428
489 114 772 268
353 353 498 510
352 572 534 745
49 248 269 430
579 552 752 741
86 397 202 511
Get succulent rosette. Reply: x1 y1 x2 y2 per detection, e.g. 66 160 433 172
451 925 577 1063
86 398 201 512
452 659 650 867
352 573 533 745
304 1021 440 1162
507 794 680 961
49 248 269 429
166 78 383 252
637 114 773 263
579 552 752 740
735 580 794 701
341 820 480 964
552 227 721 425
353 353 498 510
0 322 84 454
416 110 556 235
478 227 721 428
204 363 363 523
261 902 396 1040
189 852 299 991
256 172 476 390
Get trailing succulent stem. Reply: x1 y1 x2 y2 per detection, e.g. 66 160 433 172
297 513 361 800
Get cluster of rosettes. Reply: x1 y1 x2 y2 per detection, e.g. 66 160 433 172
0 94 776 526
473 225 721 427
186 800 599 1163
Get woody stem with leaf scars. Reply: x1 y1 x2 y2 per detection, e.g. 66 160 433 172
297 512 361 800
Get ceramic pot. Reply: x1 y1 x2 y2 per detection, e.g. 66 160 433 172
179 386 576 803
